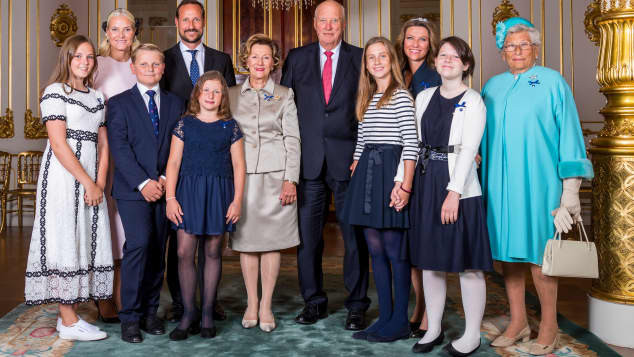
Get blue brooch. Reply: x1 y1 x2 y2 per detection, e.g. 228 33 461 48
454 101 467 112
419 80 430 90
263 94 281 102
529 80 540 87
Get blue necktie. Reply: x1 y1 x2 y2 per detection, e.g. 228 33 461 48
187 49 200 86
146 90 159 137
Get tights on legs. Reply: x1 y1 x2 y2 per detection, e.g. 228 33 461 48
363 228 410 338
176 230 198 330
452 271 486 353
417 270 447 344
201 235 223 329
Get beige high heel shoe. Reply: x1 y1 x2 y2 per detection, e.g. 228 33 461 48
528 334 559 355
242 318 258 328
490 325 531 347
259 319 276 333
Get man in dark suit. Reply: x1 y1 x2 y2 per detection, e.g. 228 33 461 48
281 0 370 331
107 44 185 343
160 0 236 323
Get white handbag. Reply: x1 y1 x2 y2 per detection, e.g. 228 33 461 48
542 222 599 278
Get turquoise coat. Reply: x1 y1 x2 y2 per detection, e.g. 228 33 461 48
481 66 593 265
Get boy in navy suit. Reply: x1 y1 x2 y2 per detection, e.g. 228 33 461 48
107 43 185 343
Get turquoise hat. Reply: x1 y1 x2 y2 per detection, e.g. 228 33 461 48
495 17 534 49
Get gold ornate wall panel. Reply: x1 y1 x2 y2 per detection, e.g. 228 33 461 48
589 1 634 305
49 4 78 47
0 109 14 138
24 110 46 139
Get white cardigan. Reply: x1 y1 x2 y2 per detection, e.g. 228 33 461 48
394 86 486 199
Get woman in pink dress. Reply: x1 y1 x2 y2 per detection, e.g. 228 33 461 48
93 8 140 322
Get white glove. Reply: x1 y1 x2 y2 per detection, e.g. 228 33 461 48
560 178 582 220
551 207 574 233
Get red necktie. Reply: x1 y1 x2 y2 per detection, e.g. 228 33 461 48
322 51 333 104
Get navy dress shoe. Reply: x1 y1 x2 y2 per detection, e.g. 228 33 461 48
140 315 165 335
121 322 143 343
412 331 445 353
294 304 327 325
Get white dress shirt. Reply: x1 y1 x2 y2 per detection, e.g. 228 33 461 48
135 82 165 192
179 41 205 75
319 41 341 86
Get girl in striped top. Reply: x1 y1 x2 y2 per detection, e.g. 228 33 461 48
342 36 417 343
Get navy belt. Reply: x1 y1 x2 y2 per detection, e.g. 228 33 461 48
418 143 455 175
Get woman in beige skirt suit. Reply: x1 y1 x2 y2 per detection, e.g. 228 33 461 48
228 34 300 333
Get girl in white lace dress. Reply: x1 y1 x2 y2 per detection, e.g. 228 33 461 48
24 35 113 341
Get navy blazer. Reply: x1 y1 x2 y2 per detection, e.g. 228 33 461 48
281 41 363 181
107 85 185 201
160 43 236 104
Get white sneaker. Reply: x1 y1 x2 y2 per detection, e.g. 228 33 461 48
58 321 107 341
57 317 102 332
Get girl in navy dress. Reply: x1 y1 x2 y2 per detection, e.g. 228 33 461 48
342 36 418 342
165 70 246 340
399 37 492 356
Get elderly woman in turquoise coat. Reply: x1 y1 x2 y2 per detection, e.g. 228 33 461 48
480 17 593 355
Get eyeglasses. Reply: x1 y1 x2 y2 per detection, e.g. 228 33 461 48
502 42 534 52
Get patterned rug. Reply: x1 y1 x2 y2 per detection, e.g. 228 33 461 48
0 256 619 356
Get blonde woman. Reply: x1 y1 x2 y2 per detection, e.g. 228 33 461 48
228 34 300 333
92 8 140 323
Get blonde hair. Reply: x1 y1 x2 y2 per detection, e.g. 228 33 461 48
98 8 141 57
239 34 282 72
355 37 405 122
185 71 232 120
42 35 97 97
395 18 439 75
131 43 165 63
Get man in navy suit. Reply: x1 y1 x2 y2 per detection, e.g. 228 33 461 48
281 0 370 330
159 0 236 323
107 43 185 343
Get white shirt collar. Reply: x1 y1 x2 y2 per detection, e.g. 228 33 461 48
179 41 205 55
137 82 160 96
319 41 342 56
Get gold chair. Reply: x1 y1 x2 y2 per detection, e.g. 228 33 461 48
0 151 12 233
8 151 43 227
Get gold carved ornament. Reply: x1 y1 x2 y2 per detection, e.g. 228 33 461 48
491 0 519 36
49 4 78 47
584 0 601 46
24 110 48 139
0 109 14 139
252 0 313 10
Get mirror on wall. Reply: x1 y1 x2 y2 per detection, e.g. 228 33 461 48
390 0 440 43
127 0 178 50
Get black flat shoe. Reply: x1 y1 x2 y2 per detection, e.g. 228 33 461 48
410 329 427 338
294 304 327 325
121 322 143 343
200 327 216 338
412 331 444 353
169 327 189 341
345 311 366 331
443 341 481 357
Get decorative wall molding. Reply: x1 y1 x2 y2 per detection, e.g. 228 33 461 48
24 110 47 139
0 109 15 139
49 4 78 46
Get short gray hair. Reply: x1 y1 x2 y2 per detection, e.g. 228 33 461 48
506 24 541 46
314 0 346 22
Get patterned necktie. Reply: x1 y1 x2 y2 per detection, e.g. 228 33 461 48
146 90 159 137
187 49 200 86
322 50 333 105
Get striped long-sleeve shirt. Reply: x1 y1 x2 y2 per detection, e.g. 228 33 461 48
354 89 419 162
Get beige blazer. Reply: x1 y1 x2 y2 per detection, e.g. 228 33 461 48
229 77 301 182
